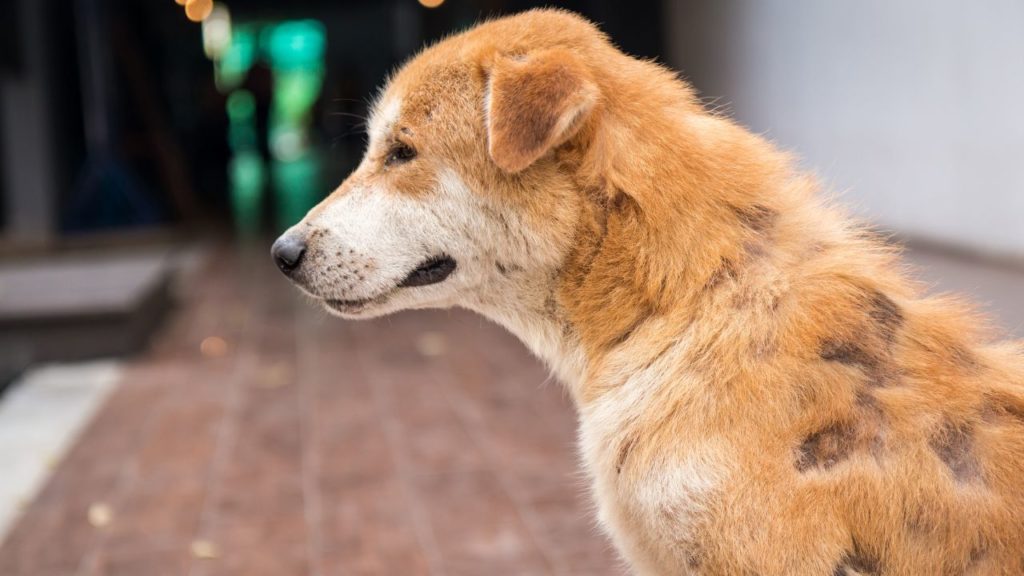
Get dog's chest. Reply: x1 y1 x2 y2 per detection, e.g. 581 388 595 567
577 379 732 572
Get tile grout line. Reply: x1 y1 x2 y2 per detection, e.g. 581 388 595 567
296 307 326 576
185 254 262 576
353 325 448 576
185 348 253 576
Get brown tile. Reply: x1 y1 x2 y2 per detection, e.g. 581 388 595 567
199 543 308 576
134 380 227 484
0 500 100 576
355 333 487 475
197 468 310 573
320 475 433 576
93 541 191 576
414 471 551 576
103 478 206 551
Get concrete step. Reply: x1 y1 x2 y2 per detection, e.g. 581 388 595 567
0 251 176 364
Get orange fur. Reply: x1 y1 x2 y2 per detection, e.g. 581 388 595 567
293 9 1024 575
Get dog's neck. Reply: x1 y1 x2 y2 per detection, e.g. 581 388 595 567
467 269 591 393
466 45 821 402
475 98 810 404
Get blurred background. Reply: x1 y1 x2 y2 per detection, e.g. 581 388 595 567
0 1 1021 574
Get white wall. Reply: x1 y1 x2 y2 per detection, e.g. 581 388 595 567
666 0 1024 257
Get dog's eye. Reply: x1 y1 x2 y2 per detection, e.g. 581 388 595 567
385 143 417 166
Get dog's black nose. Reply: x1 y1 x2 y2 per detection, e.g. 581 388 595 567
272 234 306 275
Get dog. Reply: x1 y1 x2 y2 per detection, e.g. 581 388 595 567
272 9 1024 575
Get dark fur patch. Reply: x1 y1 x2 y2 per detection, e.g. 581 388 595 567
902 502 939 535
565 191 610 291
607 303 656 349
867 290 903 342
684 548 702 570
819 290 904 386
965 544 987 572
704 258 737 292
833 542 881 575
639 339 677 372
743 238 771 260
797 392 887 472
796 423 857 471
820 340 879 368
950 344 981 373
731 203 778 234
1004 402 1024 425
856 392 887 461
616 437 636 474
981 393 1024 426
930 420 983 484
611 190 640 214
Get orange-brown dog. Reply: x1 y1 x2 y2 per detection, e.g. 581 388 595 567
272 9 1024 575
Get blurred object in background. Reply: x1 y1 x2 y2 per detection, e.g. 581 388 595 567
0 0 665 249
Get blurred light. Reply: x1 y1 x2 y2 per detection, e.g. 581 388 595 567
227 90 258 150
265 20 326 70
202 3 232 59
191 540 219 559
271 153 321 231
185 0 214 22
257 361 292 388
416 332 447 357
275 69 323 118
87 503 113 528
200 336 229 358
418 0 445 7
229 151 266 234
175 0 187 5
270 128 304 161
216 25 256 91
226 90 255 122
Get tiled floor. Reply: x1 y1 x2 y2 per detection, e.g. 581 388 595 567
0 244 621 576
1 241 1022 576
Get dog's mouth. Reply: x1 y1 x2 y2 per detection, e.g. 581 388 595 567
397 255 457 288
324 255 457 315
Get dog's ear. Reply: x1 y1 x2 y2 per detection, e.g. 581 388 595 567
486 49 598 173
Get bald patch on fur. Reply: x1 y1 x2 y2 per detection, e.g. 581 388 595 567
930 420 983 485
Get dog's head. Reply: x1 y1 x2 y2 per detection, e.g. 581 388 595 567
272 10 606 319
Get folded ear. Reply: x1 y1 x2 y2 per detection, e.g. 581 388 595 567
486 48 598 173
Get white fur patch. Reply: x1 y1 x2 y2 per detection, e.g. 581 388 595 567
369 95 402 144
579 339 729 561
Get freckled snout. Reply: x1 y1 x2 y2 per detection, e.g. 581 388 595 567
271 232 307 276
